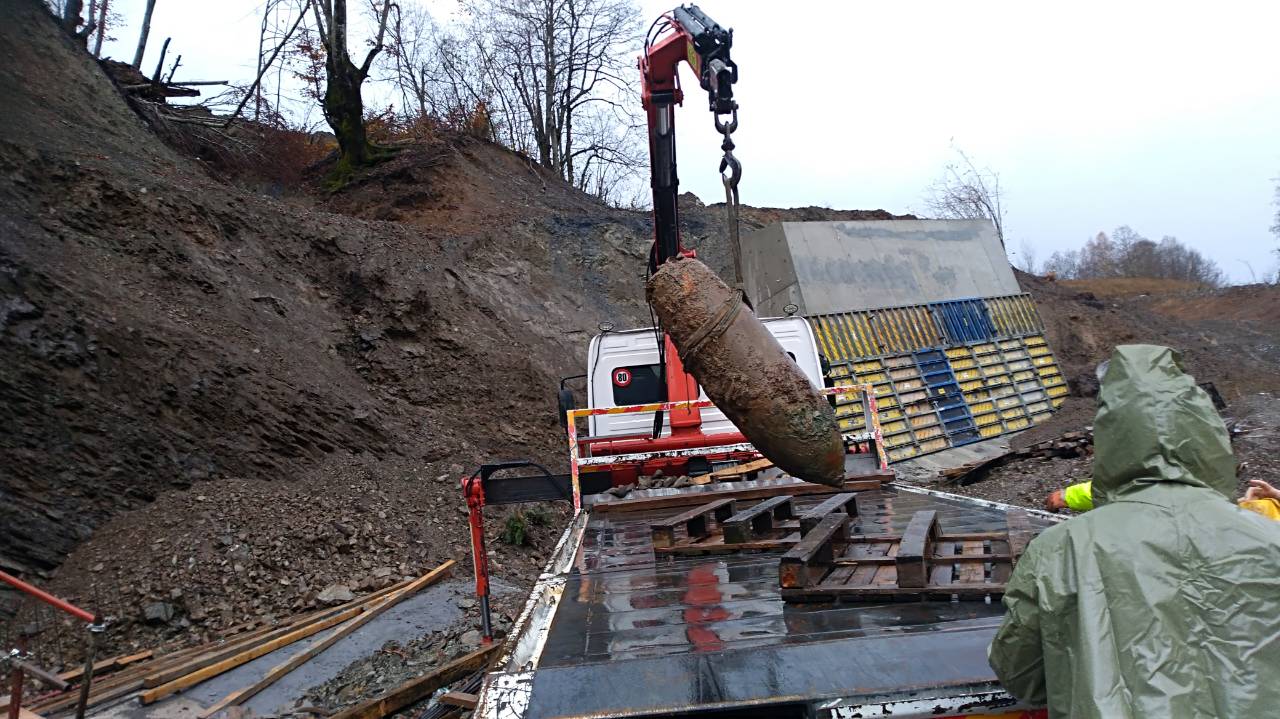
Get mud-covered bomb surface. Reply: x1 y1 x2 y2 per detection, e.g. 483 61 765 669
646 257 846 486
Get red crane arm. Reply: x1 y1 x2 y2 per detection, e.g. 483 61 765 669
640 5 737 274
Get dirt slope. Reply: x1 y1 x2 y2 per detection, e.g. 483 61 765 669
0 0 918 656
949 273 1280 509
0 0 634 577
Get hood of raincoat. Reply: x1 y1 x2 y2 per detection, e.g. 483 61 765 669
1091 344 1235 506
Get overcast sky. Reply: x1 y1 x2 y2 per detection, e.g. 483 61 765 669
98 0 1280 283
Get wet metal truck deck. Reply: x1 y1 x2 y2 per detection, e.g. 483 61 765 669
475 477 1056 719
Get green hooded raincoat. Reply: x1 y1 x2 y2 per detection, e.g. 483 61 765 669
988 345 1280 718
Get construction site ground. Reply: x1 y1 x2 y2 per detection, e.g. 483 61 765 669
2 2 1278 717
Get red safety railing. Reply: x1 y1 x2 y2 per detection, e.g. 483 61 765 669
565 384 887 511
1 570 104 719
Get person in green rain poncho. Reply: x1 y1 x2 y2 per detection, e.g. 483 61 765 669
989 345 1280 718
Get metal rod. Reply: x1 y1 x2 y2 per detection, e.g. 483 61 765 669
8 638 25 719
0 571 97 624
478 595 493 645
8 658 67 690
73 625 104 719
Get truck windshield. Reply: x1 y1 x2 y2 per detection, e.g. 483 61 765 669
610 363 664 406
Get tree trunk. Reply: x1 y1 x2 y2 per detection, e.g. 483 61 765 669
325 59 373 169
61 0 85 42
131 0 157 69
91 0 109 57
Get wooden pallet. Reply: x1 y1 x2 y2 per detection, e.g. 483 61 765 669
780 509 1032 602
650 493 860 556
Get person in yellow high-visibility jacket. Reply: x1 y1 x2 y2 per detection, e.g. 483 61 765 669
1048 478 1280 520
1045 481 1095 512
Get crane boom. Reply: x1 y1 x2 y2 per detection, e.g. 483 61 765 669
640 5 738 274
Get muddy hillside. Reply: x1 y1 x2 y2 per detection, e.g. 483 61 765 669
0 0 906 586
6 0 1277 665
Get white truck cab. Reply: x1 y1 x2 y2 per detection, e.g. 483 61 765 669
584 316 826 439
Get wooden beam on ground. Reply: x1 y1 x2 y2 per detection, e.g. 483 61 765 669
439 691 478 709
57 649 154 684
197 561 456 718
140 606 364 704
706 457 773 481
328 644 500 719
33 582 417 713
145 579 413 689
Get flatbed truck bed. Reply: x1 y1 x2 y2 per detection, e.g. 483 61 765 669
474 478 1056 719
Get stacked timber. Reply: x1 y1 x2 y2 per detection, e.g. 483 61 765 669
23 562 454 717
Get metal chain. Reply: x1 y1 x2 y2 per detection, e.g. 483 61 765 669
716 109 748 306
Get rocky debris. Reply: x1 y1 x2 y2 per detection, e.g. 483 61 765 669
317 585 356 605
302 591 522 714
36 468 565 666
942 429 1094 486
143 601 175 625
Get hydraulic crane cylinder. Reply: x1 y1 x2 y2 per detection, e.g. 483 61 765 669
646 257 845 486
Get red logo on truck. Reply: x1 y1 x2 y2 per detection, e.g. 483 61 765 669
613 368 632 387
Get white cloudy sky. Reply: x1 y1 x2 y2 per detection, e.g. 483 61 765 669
97 0 1280 282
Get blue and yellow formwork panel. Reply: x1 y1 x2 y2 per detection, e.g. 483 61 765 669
813 293 1065 463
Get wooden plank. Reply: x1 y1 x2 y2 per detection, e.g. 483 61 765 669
779 514 848 588
831 553 1012 567
141 606 364 704
706 457 774 480
989 539 1013 584
439 691 479 709
799 493 858 533
143 579 414 690
329 644 500 719
957 540 985 585
30 678 144 715
654 534 799 556
722 495 794 544
824 565 858 586
895 511 939 589
930 540 957 586
1006 509 1032 563
18 707 46 719
872 542 900 586
649 498 737 549
197 561 456 717
591 472 891 514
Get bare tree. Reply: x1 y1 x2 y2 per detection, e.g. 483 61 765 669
1014 239 1038 274
55 0 97 45
462 0 642 189
309 0 396 171
381 2 442 119
225 0 314 127
89 0 113 57
1042 227 1223 286
923 146 1007 246
131 0 157 68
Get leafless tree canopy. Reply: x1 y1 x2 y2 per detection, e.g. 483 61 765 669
1015 239 1038 274
922 147 1006 246
1271 176 1279 242
374 0 645 204
1042 227 1225 287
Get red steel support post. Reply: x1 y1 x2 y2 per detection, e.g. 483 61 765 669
0 570 104 719
463 476 494 644
8 637 25 719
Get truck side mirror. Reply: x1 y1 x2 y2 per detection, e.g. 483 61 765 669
557 388 576 429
